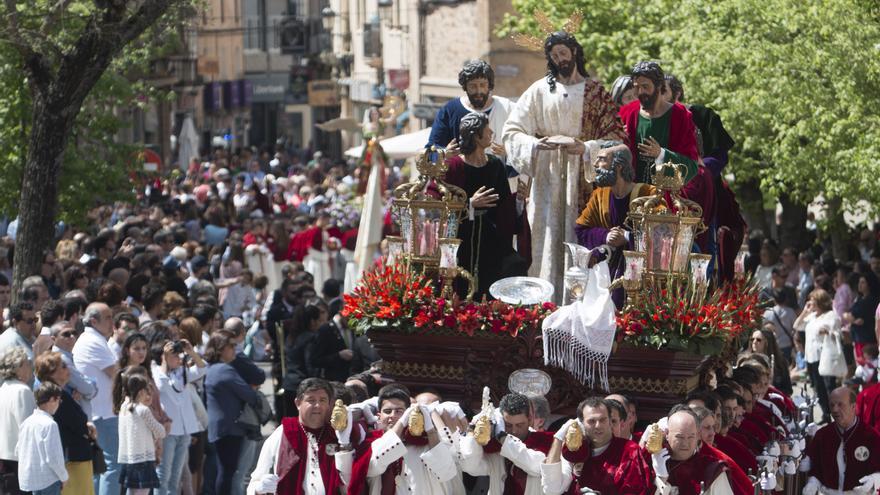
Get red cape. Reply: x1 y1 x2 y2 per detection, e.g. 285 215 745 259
858 383 880 432
714 433 758 475
665 450 728 495
727 428 762 454
766 386 797 417
618 101 699 170
571 437 653 495
287 227 324 262
701 443 753 495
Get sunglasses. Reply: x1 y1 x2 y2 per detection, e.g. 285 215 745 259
59 331 76 338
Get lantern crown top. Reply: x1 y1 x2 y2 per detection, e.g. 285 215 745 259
653 162 687 192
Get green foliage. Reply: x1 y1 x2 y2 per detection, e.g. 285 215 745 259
500 0 880 213
0 0 197 225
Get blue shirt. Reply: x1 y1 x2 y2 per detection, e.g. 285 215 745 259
427 98 471 149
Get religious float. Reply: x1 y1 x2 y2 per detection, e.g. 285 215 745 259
342 148 761 420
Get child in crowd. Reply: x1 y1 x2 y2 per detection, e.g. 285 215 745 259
118 374 167 495
854 344 879 387
17 382 67 495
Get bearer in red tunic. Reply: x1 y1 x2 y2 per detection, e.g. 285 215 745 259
653 408 735 495
713 386 758 476
248 378 358 495
858 379 880 432
346 384 458 494
802 387 880 495
459 392 555 495
690 405 755 495
542 397 652 494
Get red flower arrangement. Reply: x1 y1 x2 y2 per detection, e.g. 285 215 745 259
342 261 556 337
616 277 765 355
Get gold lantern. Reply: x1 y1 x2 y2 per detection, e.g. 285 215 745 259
626 163 706 288
391 147 475 298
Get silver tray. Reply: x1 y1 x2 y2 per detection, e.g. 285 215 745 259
489 276 554 305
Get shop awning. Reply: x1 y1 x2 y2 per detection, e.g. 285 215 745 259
344 127 431 160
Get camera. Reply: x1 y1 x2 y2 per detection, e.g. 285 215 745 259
171 340 184 354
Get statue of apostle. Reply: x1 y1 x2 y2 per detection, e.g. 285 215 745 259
503 31 625 297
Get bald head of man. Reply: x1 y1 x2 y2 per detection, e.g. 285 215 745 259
829 386 857 429
667 409 700 461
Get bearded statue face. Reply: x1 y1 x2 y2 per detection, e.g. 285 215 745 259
548 44 576 78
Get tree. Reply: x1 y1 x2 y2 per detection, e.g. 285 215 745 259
500 0 880 246
0 0 192 298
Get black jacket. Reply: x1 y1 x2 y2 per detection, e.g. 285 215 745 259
311 320 351 382
54 389 92 462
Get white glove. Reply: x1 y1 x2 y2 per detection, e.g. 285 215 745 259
335 408 353 444
789 441 801 458
759 471 777 490
803 476 820 495
798 436 806 451
756 453 777 470
768 441 781 456
652 448 671 479
363 396 379 412
350 401 378 425
856 473 880 494
491 408 505 437
419 405 435 432
432 401 466 420
799 456 811 472
656 416 669 433
396 405 414 429
254 473 280 494
768 392 785 402
805 422 819 437
553 418 584 442
783 460 797 475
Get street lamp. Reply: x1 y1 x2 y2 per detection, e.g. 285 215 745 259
321 6 336 32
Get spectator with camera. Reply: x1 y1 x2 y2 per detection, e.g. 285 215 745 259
152 337 205 495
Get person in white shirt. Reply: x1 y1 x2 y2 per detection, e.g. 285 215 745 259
153 338 206 495
0 346 36 492
345 384 459 494
460 392 555 495
117 373 167 495
247 378 356 495
16 382 68 495
0 301 37 362
72 303 121 494
50 321 98 417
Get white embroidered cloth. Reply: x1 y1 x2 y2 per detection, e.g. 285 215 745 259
542 260 617 390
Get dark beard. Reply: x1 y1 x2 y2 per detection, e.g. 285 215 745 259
467 93 489 109
595 167 616 187
638 88 659 109
555 61 574 78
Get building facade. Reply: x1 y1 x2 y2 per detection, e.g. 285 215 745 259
330 0 546 151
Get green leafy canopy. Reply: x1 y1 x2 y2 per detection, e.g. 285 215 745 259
499 0 880 214
0 0 198 224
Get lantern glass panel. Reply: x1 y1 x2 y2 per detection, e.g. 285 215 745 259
646 221 676 272
673 225 696 271
439 238 460 269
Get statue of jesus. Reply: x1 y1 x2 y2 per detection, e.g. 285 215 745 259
503 30 626 297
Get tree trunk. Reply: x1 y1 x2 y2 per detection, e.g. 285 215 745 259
11 93 76 301
826 197 851 262
733 177 770 236
778 193 810 251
